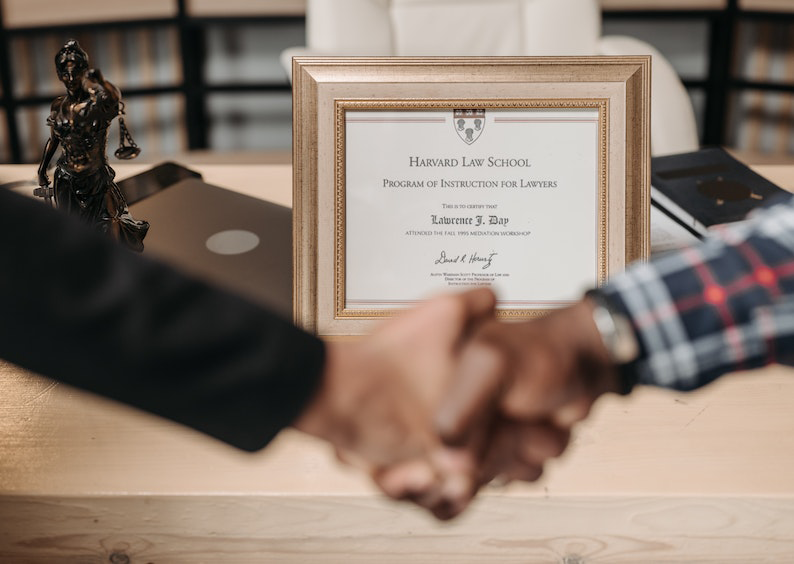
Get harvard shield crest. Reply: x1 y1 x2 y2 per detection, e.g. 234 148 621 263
453 108 485 145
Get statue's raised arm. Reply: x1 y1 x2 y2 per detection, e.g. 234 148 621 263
35 39 148 252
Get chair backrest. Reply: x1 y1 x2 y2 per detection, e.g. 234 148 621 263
390 0 600 56
305 0 393 55
294 0 700 156
304 0 601 56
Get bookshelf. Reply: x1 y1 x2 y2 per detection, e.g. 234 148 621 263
0 0 303 164
1 0 793 164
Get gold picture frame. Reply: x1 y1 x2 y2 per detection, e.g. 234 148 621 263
293 56 650 336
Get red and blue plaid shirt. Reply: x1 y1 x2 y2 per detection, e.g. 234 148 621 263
602 195 794 391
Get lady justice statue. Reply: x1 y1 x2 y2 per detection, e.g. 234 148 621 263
36 40 149 252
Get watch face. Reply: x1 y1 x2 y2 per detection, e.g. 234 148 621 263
587 291 638 365
611 314 639 364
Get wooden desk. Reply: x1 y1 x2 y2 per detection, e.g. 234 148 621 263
2 164 794 563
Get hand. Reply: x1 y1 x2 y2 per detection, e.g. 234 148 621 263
292 287 497 519
435 299 622 484
82 68 105 94
85 68 104 83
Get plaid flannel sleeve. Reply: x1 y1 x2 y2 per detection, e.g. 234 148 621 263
601 195 794 391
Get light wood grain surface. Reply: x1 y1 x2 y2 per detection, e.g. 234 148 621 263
1 163 794 562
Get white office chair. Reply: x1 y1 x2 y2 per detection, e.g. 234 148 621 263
282 0 700 157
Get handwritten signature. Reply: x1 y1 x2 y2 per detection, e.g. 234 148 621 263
434 250 498 270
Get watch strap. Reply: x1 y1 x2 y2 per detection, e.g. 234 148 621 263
584 289 639 395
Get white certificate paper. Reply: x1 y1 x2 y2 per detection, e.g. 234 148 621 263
343 106 602 312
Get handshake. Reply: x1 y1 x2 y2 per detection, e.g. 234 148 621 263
292 288 624 520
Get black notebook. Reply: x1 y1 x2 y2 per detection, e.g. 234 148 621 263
651 147 788 239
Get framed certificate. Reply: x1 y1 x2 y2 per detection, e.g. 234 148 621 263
293 57 650 335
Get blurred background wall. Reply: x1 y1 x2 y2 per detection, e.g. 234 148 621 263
1 0 793 164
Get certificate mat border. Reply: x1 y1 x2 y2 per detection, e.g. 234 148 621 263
334 99 609 320
292 56 650 336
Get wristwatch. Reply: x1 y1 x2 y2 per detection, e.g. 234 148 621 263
584 289 639 394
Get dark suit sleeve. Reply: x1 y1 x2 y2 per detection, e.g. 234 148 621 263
0 188 325 451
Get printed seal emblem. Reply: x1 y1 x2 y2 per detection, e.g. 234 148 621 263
453 108 485 145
